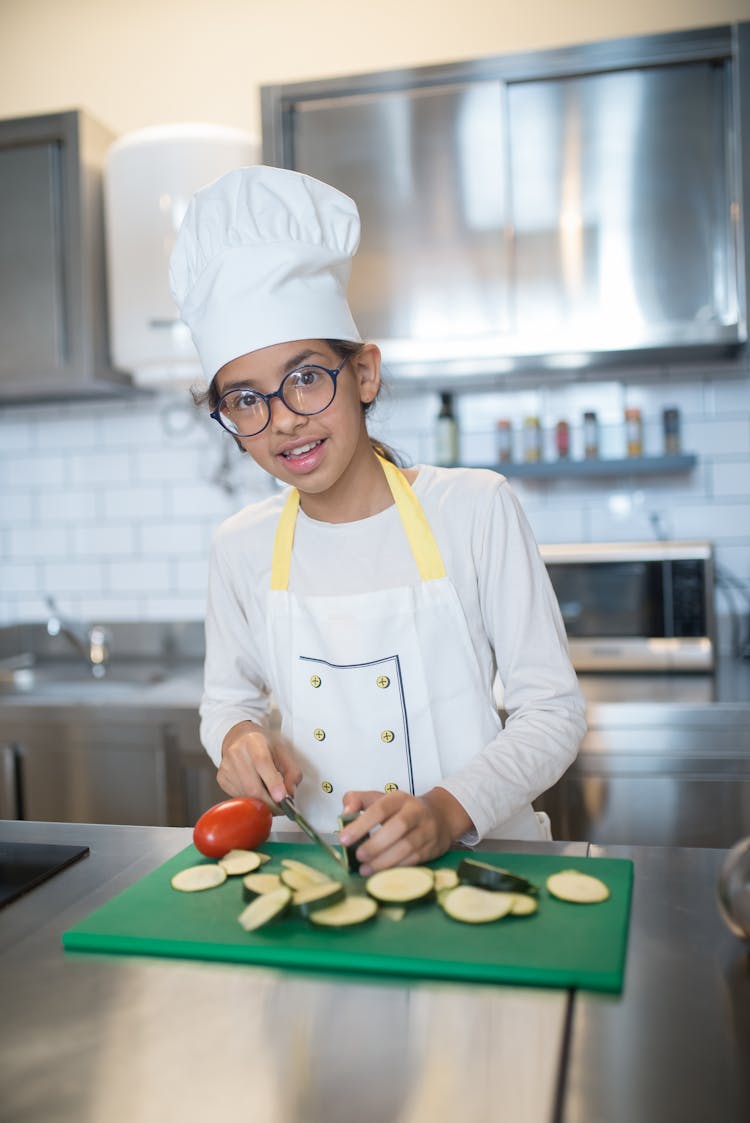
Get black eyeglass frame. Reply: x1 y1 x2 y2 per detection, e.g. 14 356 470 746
210 357 350 438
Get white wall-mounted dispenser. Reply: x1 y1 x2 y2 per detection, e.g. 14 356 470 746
104 123 258 390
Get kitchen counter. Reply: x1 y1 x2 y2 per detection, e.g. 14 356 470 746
1 821 748 1123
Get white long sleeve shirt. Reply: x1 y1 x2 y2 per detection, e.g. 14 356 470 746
200 465 586 840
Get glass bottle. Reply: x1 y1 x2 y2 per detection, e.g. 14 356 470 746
625 408 643 457
583 411 599 459
496 419 513 463
435 392 458 466
555 420 570 460
523 417 541 462
663 407 681 455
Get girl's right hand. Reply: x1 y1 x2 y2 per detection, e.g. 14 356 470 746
217 721 303 810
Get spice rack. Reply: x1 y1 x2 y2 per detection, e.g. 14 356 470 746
466 453 697 480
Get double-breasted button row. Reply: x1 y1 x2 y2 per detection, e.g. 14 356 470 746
309 673 391 689
321 781 399 794
309 728 396 744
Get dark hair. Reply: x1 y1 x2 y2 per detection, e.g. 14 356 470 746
193 339 404 466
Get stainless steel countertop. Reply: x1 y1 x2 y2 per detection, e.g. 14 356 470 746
1 821 748 1123
0 821 585 1123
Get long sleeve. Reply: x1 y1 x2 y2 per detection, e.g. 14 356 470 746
199 530 274 767
436 477 586 841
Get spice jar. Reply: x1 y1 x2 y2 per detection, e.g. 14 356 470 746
523 417 541 462
555 420 570 460
625 408 643 457
496 419 513 463
663 407 681 455
583 411 599 459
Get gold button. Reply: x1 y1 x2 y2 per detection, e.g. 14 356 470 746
313 728 326 741
322 781 333 794
310 674 322 688
384 782 399 793
376 675 390 689
380 730 395 743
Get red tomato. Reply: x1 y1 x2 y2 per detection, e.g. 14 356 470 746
193 798 272 858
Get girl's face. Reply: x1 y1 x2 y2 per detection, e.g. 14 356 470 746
213 339 381 502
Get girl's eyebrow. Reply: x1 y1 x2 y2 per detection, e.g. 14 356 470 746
216 348 327 395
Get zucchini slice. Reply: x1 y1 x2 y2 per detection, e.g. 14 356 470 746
380 905 407 922
238 885 292 931
242 872 283 899
338 811 369 873
171 864 227 892
280 858 331 885
434 868 460 892
509 893 539 916
308 895 378 927
440 885 514 924
218 849 264 876
457 858 538 896
365 867 435 906
546 869 610 904
291 881 346 916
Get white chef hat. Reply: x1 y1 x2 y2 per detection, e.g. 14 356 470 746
169 165 362 379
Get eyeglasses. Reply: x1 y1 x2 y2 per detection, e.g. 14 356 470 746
210 357 349 438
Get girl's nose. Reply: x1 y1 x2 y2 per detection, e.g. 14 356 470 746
268 394 306 432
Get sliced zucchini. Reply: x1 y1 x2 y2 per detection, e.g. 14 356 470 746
218 849 264 876
380 905 407 922
291 881 346 916
308 895 378 927
440 885 514 924
509 893 539 916
280 858 331 885
434 868 460 892
238 885 292 931
366 867 435 906
242 872 283 899
338 811 369 873
457 858 538 896
171 864 227 892
546 869 610 904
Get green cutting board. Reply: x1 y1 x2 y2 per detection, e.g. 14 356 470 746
62 844 633 993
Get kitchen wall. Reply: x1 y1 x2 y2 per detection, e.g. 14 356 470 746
1 0 749 649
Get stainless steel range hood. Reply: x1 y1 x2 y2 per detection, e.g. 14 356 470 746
262 23 749 383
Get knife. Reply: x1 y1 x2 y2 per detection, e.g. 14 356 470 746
278 795 347 868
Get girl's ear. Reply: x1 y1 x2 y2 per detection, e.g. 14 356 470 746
353 343 382 404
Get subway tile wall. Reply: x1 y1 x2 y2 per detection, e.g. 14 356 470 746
1 354 749 654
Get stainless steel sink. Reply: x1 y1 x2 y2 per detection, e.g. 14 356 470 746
0 659 168 695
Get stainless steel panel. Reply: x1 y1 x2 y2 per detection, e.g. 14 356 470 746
0 744 19 818
17 718 169 826
293 81 510 343
0 141 65 372
564 846 750 1123
508 62 737 348
0 821 569 1123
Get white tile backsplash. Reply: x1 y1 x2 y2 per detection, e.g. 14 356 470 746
1 358 749 657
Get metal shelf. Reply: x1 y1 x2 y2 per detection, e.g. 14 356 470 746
463 454 697 480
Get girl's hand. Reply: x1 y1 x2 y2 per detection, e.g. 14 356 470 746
217 721 302 810
339 787 473 875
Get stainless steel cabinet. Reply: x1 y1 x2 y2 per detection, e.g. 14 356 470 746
0 110 131 401
264 22 748 377
535 706 750 848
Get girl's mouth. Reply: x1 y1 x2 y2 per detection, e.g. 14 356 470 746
278 438 327 473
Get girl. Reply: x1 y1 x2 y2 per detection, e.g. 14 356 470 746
170 166 586 875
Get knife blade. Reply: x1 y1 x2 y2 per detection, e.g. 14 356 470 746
278 796 347 868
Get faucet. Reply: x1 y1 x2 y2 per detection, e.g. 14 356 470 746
44 597 110 678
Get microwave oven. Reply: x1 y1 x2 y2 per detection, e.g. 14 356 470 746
539 541 715 672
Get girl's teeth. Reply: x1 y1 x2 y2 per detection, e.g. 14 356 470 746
286 441 320 458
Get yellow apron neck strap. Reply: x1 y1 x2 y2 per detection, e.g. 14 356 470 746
270 455 447 591
377 456 446 581
270 487 300 591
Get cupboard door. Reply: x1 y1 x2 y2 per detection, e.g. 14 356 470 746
0 141 67 376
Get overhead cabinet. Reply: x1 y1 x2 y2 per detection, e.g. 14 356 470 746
0 110 131 401
263 23 749 381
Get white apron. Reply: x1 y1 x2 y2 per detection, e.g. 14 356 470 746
265 457 548 841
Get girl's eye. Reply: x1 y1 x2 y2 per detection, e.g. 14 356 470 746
231 390 262 411
291 366 322 388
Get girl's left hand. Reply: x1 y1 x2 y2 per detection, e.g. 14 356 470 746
339 787 473 875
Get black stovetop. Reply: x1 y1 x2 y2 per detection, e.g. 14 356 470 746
0 840 89 908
